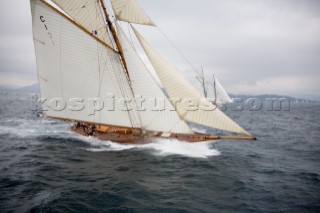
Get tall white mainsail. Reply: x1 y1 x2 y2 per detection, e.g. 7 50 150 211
110 0 155 26
31 0 141 128
50 0 114 48
133 27 251 136
117 24 193 134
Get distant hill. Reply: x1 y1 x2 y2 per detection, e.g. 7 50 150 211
0 84 40 93
0 86 12 91
229 94 318 103
230 94 295 100
17 84 40 93
0 85 19 91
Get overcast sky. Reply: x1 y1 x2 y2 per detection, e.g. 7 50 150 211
0 0 319 99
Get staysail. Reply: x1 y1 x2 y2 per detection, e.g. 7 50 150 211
110 0 155 26
133 27 251 136
50 0 114 48
31 0 141 128
117 24 193 134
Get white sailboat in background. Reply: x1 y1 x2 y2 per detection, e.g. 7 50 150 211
196 69 233 105
30 0 256 143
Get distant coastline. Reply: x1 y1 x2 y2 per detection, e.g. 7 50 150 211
0 83 318 103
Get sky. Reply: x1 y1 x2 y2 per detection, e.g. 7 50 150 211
0 0 319 99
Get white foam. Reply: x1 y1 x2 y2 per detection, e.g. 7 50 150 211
0 118 72 138
146 139 220 158
84 137 220 159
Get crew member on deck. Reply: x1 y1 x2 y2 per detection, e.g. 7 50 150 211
89 125 96 136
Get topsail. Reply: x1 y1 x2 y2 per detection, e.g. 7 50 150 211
51 0 114 48
110 0 155 26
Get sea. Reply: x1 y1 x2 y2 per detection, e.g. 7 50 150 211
0 91 319 213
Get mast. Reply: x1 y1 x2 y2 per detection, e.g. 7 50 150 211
99 0 130 80
201 67 207 98
196 67 207 97
212 74 217 105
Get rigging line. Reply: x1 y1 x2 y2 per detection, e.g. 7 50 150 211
156 26 201 76
118 22 135 50
142 109 163 131
127 24 191 131
119 23 150 129
109 52 137 128
119 23 166 130
115 24 142 128
156 26 222 107
97 14 138 128
128 24 192 131
128 23 164 90
112 53 135 126
100 50 130 126
127 23 135 47
169 113 193 134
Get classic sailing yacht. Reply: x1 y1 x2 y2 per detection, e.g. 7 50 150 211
196 69 233 105
30 0 256 143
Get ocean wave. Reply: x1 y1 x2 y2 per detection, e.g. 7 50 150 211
0 118 220 159
0 118 72 139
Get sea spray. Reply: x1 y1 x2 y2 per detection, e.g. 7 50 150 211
84 137 220 159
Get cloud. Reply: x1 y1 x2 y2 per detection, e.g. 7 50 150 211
0 0 37 86
137 0 320 97
0 0 319 98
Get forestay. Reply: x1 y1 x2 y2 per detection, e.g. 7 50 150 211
117 25 193 134
51 0 114 48
31 0 141 128
110 0 155 26
133 27 251 136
